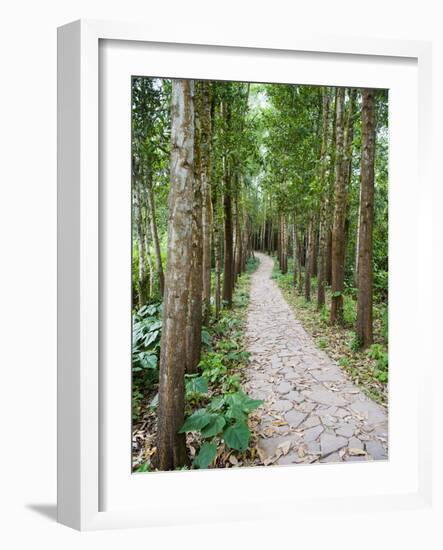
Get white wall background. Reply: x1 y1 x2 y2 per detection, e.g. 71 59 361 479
0 1 441 547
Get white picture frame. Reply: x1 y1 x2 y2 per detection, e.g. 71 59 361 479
57 19 433 531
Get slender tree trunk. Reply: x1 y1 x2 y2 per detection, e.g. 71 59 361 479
233 188 242 282
304 219 314 301
312 224 318 277
213 186 222 318
317 88 331 309
356 89 376 348
185 84 203 374
326 88 337 287
146 173 165 297
134 178 148 308
354 182 362 287
281 213 288 274
201 82 212 326
142 192 155 297
157 79 194 471
297 228 304 293
292 217 297 287
330 88 348 324
222 164 233 306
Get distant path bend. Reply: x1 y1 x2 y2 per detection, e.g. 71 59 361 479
244 252 388 465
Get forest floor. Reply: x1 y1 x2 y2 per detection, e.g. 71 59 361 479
245 252 388 465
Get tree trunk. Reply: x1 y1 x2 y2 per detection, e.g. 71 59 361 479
201 82 212 326
281 213 288 274
356 89 376 349
213 185 222 319
222 101 234 307
156 79 194 471
354 181 362 287
146 173 165 297
292 217 297 287
185 83 203 374
133 178 148 308
330 88 348 324
142 189 155 298
297 228 304 293
317 88 331 309
304 219 314 301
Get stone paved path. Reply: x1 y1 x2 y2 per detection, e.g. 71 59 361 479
244 253 388 466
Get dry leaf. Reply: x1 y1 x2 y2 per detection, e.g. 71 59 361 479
298 446 307 458
229 454 239 466
277 441 291 455
348 447 367 456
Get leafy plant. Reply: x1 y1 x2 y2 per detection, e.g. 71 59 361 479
179 391 263 469
185 375 209 405
132 302 162 420
367 343 388 382
348 333 362 352
199 352 228 384
318 338 327 349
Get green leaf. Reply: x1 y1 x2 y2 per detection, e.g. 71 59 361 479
201 329 211 346
135 462 151 472
144 330 160 347
224 391 263 413
185 375 208 395
139 352 158 369
201 415 226 438
241 396 263 413
192 442 217 469
223 421 250 451
149 393 159 410
225 404 247 422
179 409 212 433
208 395 225 412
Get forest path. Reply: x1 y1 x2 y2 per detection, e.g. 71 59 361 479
244 252 388 465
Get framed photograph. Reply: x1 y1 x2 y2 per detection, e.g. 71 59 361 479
57 19 433 530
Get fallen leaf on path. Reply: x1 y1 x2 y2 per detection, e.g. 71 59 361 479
277 441 291 455
348 448 367 456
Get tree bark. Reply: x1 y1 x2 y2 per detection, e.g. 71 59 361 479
201 82 212 326
330 88 348 324
317 88 331 309
133 177 148 308
292 217 297 287
185 83 203 374
146 173 165 297
304 219 314 301
156 79 194 471
356 88 376 348
213 185 222 319
140 188 155 298
222 100 234 307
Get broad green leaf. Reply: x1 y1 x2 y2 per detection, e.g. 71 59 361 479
192 442 217 469
201 415 226 438
207 395 225 412
241 396 263 413
225 404 247 422
149 393 159 410
179 409 212 433
185 375 208 395
201 329 211 346
135 462 151 473
139 352 158 369
223 421 250 451
144 330 160 348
